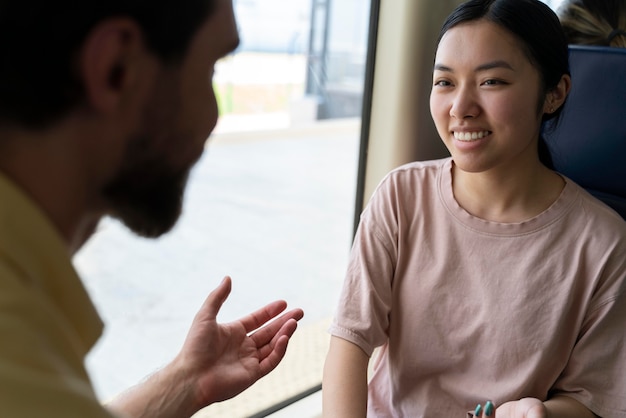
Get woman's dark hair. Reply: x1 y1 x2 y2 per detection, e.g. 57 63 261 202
437 0 570 168
0 0 216 129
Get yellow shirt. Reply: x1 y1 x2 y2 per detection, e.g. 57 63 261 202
0 173 115 417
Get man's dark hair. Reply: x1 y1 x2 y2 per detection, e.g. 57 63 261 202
0 1 216 129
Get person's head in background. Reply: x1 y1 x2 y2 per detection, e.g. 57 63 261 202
558 0 626 47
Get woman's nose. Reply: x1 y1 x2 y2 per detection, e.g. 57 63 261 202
450 87 480 120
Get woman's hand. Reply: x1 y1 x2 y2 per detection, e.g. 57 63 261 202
472 396 597 418
472 399 547 418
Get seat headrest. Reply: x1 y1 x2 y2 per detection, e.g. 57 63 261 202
543 45 626 220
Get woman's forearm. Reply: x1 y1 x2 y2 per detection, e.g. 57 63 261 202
322 337 369 418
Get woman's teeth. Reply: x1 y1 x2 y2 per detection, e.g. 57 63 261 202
454 131 490 141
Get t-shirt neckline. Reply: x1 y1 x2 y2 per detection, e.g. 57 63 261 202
439 158 577 236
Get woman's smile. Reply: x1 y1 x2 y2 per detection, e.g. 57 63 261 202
453 130 492 141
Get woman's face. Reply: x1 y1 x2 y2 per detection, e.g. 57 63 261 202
430 20 549 175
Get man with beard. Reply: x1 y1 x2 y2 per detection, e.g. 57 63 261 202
0 0 304 417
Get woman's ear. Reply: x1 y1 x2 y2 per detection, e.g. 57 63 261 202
78 18 154 114
544 73 572 114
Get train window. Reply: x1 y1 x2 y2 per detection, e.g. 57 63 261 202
74 0 373 416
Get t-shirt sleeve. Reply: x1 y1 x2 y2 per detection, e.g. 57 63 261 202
551 242 626 417
329 175 399 357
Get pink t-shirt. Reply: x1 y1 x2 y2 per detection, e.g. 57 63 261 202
329 158 626 417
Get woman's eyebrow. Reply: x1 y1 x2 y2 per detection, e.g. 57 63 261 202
433 60 515 73
433 63 453 72
475 60 515 72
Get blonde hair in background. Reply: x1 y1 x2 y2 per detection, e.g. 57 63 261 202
558 0 626 47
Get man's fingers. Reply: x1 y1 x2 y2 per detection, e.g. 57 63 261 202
256 317 302 377
257 335 290 376
198 276 232 320
256 317 300 359
247 308 304 346
238 298 301 334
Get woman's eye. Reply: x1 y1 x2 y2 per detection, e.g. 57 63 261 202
482 79 506 86
434 80 451 87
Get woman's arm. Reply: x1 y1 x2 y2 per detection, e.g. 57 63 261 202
322 336 370 418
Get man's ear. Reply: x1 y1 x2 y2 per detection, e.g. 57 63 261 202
78 18 152 113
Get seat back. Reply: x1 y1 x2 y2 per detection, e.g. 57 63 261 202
543 45 626 220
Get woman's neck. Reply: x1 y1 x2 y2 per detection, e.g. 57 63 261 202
451 160 565 223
